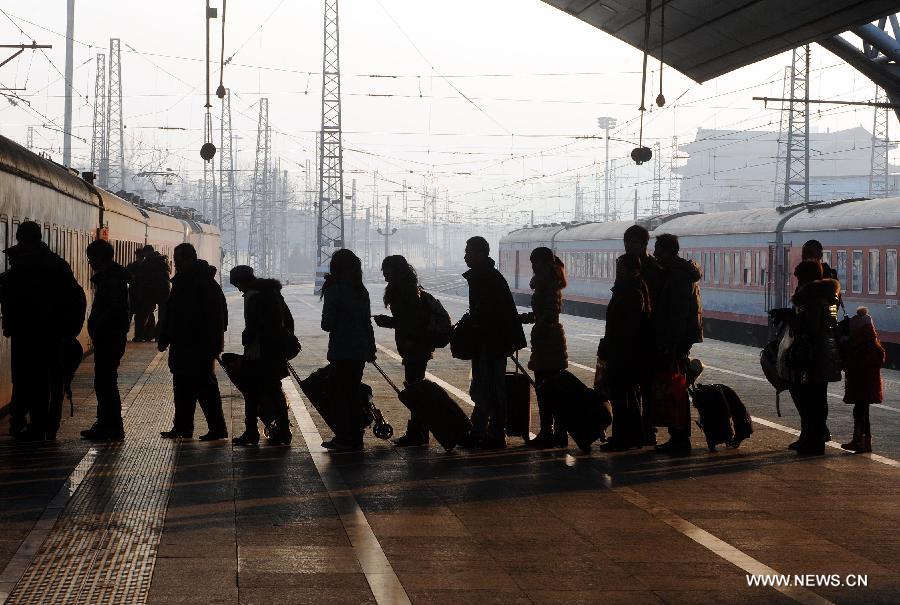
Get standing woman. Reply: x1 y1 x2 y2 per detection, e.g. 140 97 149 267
521 246 569 449
374 255 435 446
320 249 376 451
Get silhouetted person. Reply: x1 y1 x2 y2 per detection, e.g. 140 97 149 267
157 243 228 441
133 245 170 341
0 221 77 440
126 247 148 341
230 265 295 447
318 250 376 451
81 239 130 441
520 246 568 449
461 236 526 450
623 224 663 445
652 233 703 454
600 254 651 451
802 239 838 280
841 307 885 453
374 255 434 446
785 260 842 456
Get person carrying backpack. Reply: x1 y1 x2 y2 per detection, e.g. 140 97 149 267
229 265 296 446
519 246 569 449
374 255 437 446
841 307 885 453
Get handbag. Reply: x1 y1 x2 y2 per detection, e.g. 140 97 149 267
449 312 477 360
650 363 690 430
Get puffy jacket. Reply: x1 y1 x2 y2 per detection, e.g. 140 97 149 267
0 242 76 339
243 278 296 376
321 281 376 362
463 258 527 356
157 259 227 375
88 262 131 343
602 267 652 386
843 322 885 405
381 280 434 362
653 256 703 353
141 252 171 306
790 278 842 383
526 264 568 372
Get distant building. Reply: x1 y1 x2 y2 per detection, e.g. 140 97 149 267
677 126 899 213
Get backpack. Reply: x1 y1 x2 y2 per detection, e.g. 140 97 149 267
63 278 87 339
420 289 452 349
279 299 301 360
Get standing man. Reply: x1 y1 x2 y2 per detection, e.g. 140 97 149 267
157 243 228 441
137 245 171 342
0 221 76 440
651 233 703 454
81 239 130 441
229 265 294 446
461 236 527 450
126 246 148 341
623 224 663 446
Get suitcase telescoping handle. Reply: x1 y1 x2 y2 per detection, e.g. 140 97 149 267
286 361 303 385
371 361 403 395
508 353 537 388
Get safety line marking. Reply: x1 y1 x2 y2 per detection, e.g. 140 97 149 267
375 344 474 406
0 351 166 604
282 381 411 605
612 485 834 605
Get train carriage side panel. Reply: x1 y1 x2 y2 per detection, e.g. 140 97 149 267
146 210 188 271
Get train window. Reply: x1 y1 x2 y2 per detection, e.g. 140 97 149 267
836 251 847 291
732 253 740 285
822 250 832 267
852 251 862 293
711 253 719 284
886 250 897 296
44 224 50 243
723 252 731 285
755 251 763 286
868 250 880 294
702 253 709 283
744 251 752 285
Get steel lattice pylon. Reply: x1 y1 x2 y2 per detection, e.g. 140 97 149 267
870 86 890 198
773 66 791 204
91 53 107 187
219 89 238 271
248 99 270 273
315 0 345 293
106 38 125 192
276 168 289 279
782 45 810 205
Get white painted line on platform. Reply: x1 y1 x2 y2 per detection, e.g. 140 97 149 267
375 344 475 406
283 381 411 605
613 486 834 605
0 352 166 605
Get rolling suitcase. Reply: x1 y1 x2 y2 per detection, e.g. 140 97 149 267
505 354 532 438
537 370 611 453
290 364 385 438
691 383 752 451
372 362 471 452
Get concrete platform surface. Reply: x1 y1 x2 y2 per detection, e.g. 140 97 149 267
1 282 899 605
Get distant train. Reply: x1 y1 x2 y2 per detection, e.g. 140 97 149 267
499 198 900 368
0 134 221 415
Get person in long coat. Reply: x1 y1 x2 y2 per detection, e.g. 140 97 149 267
599 254 651 451
374 255 434 446
520 246 568 449
841 307 885 453
157 243 228 441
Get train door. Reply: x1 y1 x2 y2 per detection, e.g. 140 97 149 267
766 243 791 312
514 250 520 289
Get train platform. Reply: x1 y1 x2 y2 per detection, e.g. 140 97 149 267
1 283 899 605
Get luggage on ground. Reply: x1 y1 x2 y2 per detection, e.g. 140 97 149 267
691 382 753 451
372 362 471 451
289 364 375 435
505 355 532 438
649 365 690 429
537 370 611 452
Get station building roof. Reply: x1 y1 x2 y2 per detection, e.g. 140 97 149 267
541 0 899 82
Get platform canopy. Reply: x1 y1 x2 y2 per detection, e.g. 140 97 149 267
541 0 900 82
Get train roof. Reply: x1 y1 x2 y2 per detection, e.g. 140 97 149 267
147 208 187 233
0 134 97 207
785 197 900 232
653 207 786 236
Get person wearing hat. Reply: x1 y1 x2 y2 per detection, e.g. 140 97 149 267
0 221 80 440
229 265 294 446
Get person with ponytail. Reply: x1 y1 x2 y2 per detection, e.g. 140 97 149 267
520 247 569 448
320 249 376 451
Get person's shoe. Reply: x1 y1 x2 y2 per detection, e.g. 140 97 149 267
788 439 800 451
656 439 692 455
105 428 126 442
268 427 293 446
457 433 484 449
82 424 124 442
81 423 103 440
823 426 832 442
841 433 871 453
476 435 507 450
17 426 48 442
322 438 361 452
598 440 631 452
554 430 568 448
526 432 556 449
393 433 428 447
131 336 144 343
160 429 192 439
643 434 658 447
198 431 228 441
232 432 260 447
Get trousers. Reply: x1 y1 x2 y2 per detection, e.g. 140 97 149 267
242 362 290 436
94 337 126 432
402 358 428 439
173 371 227 435
326 360 366 444
469 353 508 439
789 380 829 448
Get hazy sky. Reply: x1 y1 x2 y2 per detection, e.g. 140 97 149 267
0 0 892 224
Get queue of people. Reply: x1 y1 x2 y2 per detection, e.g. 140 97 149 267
0 220 886 458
